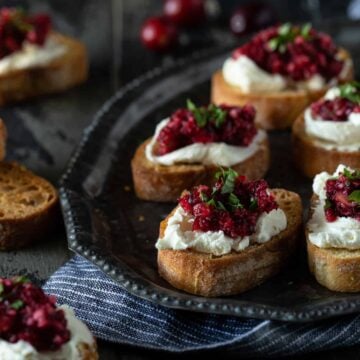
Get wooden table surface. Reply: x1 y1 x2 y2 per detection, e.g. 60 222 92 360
0 2 360 357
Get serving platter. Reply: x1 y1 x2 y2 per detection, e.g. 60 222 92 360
60 44 360 322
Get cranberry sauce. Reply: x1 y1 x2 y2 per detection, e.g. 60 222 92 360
232 23 343 82
324 168 360 222
179 168 278 238
311 82 360 121
0 277 70 352
0 8 51 59
155 100 257 155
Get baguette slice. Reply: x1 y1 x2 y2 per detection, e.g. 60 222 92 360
131 137 270 202
0 162 59 250
77 342 99 360
307 196 360 292
292 114 360 178
0 32 88 106
211 49 353 130
158 189 302 297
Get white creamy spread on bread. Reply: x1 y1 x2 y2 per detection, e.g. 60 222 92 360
222 55 327 93
156 206 287 256
0 305 95 360
308 165 360 249
0 35 66 75
304 87 360 152
145 118 267 167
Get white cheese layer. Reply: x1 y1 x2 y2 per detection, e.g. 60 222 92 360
156 206 287 256
0 35 66 75
145 118 267 167
304 87 360 152
308 164 360 249
0 305 95 360
222 55 328 93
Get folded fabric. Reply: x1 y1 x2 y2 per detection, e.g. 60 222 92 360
44 255 360 357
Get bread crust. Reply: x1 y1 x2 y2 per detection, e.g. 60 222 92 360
0 162 59 250
307 196 360 292
157 189 302 297
211 49 353 130
77 341 99 360
0 32 88 106
131 137 270 202
0 118 7 161
292 114 360 178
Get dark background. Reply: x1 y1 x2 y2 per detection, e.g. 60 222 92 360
1 0 360 358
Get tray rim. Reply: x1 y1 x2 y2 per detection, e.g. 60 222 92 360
59 45 360 323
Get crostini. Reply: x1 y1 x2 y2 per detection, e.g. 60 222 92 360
131 100 270 202
156 168 302 297
0 276 98 359
0 7 88 105
293 82 360 178
211 23 353 129
307 165 360 292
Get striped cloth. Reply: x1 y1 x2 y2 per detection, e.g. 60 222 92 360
44 255 360 356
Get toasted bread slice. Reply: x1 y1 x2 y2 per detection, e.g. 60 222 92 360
292 114 360 178
0 162 59 250
131 137 270 202
0 32 88 106
211 49 353 130
77 342 99 360
157 189 302 297
307 196 360 292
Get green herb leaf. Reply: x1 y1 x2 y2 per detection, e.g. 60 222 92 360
278 22 291 36
186 100 227 129
13 276 30 284
324 199 332 210
207 198 216 207
220 168 239 195
343 167 360 180
339 82 360 104
200 191 208 202
217 201 227 211
348 190 360 203
249 198 258 211
0 283 4 295
301 23 312 38
11 300 24 310
228 193 243 209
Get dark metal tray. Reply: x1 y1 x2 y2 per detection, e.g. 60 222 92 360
59 46 360 322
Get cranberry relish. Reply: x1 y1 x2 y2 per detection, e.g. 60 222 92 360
0 277 70 352
0 8 51 59
155 100 257 155
311 82 360 121
324 168 360 222
233 23 343 82
179 168 278 238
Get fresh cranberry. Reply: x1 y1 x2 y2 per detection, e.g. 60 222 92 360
0 277 70 352
229 2 276 37
179 171 278 238
324 171 360 222
0 8 51 59
232 24 343 82
163 0 205 27
140 16 178 52
155 103 257 155
311 97 360 121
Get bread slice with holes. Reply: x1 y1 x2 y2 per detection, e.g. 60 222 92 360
0 32 88 106
292 114 360 178
157 189 302 297
307 195 360 292
211 49 353 130
131 137 270 202
0 162 59 250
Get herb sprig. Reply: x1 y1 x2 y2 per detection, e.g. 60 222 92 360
268 23 312 53
338 82 360 105
187 99 227 129
343 167 360 180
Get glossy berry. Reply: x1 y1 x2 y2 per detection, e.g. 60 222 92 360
140 16 178 52
230 2 276 36
163 0 205 27
0 277 70 351
311 97 360 121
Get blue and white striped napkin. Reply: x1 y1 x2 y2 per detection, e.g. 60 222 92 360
44 255 360 357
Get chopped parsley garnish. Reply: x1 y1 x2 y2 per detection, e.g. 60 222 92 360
348 190 360 204
186 99 227 129
339 82 360 104
343 167 360 180
10 299 24 310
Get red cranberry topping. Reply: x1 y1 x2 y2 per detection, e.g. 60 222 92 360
0 277 70 352
178 168 278 238
232 23 343 82
311 82 360 121
324 168 360 222
155 100 257 155
0 8 51 59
